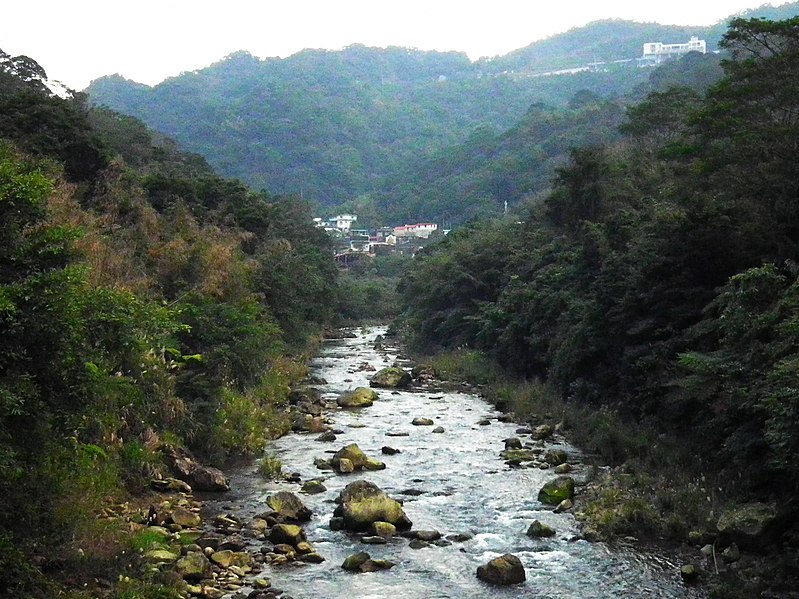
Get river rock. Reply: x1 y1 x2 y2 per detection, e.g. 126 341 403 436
544 449 568 466
554 463 572 474
412 417 434 426
504 437 523 450
538 476 575 506
369 521 397 539
171 506 201 528
361 558 395 572
409 538 430 549
476 553 526 585
337 458 355 473
333 480 412 532
162 445 230 492
333 443 369 471
381 446 401 455
432 426 445 433
526 520 556 538
363 457 386 471
341 551 371 571
151 477 193 493
145 549 179 563
300 480 327 494
500 449 536 462
532 424 553 440
722 542 741 563
716 502 780 549
268 524 306 547
266 491 312 522
316 431 337 442
361 535 387 544
680 564 700 583
554 498 574 513
300 552 326 563
370 367 412 388
176 552 211 581
337 387 378 408
406 529 442 542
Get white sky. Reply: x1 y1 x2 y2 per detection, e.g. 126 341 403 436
0 0 777 90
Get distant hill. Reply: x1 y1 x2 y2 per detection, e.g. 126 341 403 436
86 3 799 211
485 20 707 75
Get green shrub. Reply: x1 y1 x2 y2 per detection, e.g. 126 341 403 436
258 453 283 480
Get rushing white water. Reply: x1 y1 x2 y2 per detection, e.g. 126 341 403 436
205 325 704 599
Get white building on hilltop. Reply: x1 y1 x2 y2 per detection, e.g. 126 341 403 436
641 36 706 64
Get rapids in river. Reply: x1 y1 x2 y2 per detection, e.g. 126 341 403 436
204 326 704 599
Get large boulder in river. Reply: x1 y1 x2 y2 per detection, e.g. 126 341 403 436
476 553 526 585
162 445 229 492
266 491 312 522
537 476 575 506
333 480 412 532
369 367 412 389
337 387 378 408
716 502 781 549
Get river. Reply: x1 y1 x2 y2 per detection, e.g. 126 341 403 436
204 325 704 599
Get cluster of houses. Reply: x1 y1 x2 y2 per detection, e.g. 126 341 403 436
313 214 445 261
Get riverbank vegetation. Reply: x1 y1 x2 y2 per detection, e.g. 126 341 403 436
0 53 341 597
399 16 799 596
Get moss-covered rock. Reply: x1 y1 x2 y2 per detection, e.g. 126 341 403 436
537 476 575 506
268 524 306 547
144 549 179 563
716 502 780 549
337 387 378 408
333 443 368 471
363 457 386 471
526 520 556 538
341 551 371 571
176 552 210 581
266 491 312 522
300 479 327 494
500 449 536 462
369 521 397 538
334 480 412 532
476 553 526 585
370 367 412 388
170 506 201 528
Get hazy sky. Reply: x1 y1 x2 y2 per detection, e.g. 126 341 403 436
0 0 776 90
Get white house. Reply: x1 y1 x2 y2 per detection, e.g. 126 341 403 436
393 223 438 239
330 214 358 232
641 36 706 64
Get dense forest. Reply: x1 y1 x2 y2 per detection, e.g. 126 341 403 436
4 5 799 598
86 3 799 224
0 48 343 597
399 19 799 590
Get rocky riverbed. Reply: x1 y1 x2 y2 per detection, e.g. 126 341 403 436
183 325 706 599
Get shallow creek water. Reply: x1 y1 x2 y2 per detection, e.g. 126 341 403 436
204 325 704 599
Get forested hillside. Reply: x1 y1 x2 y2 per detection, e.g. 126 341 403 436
399 21 799 590
86 3 799 221
0 50 339 597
